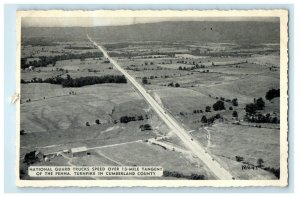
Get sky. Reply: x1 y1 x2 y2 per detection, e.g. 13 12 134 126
22 17 279 27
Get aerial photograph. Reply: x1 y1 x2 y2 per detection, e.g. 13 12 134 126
19 16 281 181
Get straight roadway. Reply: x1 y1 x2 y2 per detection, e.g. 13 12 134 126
87 34 234 180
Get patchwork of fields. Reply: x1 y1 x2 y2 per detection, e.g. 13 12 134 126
20 35 280 180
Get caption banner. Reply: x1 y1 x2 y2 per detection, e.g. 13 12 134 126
28 166 163 177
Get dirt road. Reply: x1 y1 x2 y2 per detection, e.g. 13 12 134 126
87 34 234 180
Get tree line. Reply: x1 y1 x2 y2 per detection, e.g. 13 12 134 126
119 114 149 124
244 97 279 124
21 52 103 69
21 74 127 87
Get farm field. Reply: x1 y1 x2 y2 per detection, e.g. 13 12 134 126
102 40 281 180
190 123 279 180
21 37 217 180
20 83 171 156
95 141 216 179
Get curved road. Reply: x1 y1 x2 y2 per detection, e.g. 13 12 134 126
87 34 234 180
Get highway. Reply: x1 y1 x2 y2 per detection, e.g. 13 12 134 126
87 34 234 180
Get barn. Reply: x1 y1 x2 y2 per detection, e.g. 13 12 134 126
71 147 88 157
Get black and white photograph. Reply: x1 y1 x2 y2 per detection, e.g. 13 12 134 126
16 10 288 187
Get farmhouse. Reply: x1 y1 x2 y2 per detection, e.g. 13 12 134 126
71 146 88 157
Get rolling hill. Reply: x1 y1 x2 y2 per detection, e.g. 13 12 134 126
22 20 279 43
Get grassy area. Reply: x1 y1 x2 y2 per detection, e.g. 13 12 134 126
191 123 279 179
96 141 216 179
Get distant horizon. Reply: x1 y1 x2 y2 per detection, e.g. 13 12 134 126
22 17 279 27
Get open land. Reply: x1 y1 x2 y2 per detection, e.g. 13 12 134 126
20 21 280 180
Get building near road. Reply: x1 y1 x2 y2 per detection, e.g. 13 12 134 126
71 146 88 157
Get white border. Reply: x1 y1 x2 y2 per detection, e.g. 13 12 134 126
15 9 288 187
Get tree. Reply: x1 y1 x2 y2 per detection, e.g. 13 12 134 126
272 117 279 124
140 124 152 131
20 130 26 135
142 77 148 84
168 82 174 87
95 119 100 125
232 98 238 106
137 115 144 121
229 106 233 110
215 114 221 119
257 158 264 168
266 89 280 100
207 117 215 124
245 103 257 114
205 106 211 112
201 115 208 123
175 83 180 87
24 151 41 165
232 111 238 118
235 156 244 162
86 122 90 126
213 100 225 111
255 97 265 110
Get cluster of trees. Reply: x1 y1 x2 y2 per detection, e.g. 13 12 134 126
244 97 279 124
190 98 238 119
178 64 206 71
22 75 127 87
201 114 221 124
232 110 238 118
232 98 238 106
215 96 238 105
245 113 279 124
205 106 211 112
235 156 244 162
213 100 225 111
141 75 173 85
139 124 152 131
193 109 203 114
265 88 280 100
163 171 205 180
24 151 42 165
167 82 180 87
245 98 265 114
142 77 150 85
149 75 158 80
120 114 146 124
61 75 127 87
21 52 103 69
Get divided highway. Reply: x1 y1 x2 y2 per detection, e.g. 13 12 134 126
87 34 234 180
